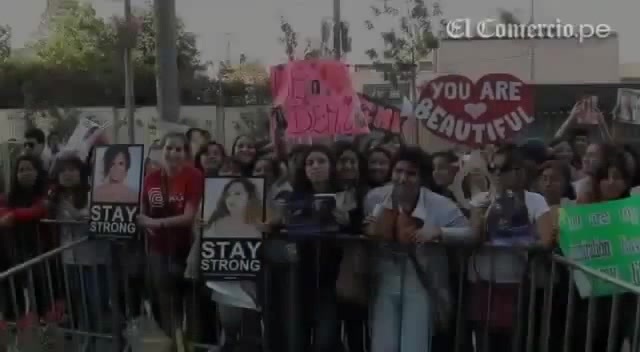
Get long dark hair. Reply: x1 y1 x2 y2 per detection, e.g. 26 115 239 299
206 178 262 225
540 160 576 201
591 149 632 201
8 154 47 207
622 144 640 187
365 146 392 187
49 155 90 210
292 144 339 194
333 141 365 186
231 135 257 175
194 142 226 175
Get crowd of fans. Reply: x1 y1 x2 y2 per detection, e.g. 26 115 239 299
0 124 639 352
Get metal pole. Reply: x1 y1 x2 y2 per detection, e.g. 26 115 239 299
529 0 535 82
332 0 341 60
216 66 225 143
124 0 136 143
225 32 232 64
412 52 419 145
153 0 180 123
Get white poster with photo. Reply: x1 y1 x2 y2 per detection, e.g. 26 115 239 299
89 144 144 238
200 177 265 280
613 88 640 124
572 96 603 125
63 117 110 158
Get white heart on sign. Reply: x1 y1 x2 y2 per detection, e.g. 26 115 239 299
464 103 487 120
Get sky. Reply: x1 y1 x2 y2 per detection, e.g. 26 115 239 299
1 0 638 67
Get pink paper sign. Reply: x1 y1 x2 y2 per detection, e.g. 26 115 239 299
271 60 368 137
358 93 403 133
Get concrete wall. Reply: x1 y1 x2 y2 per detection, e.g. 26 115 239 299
435 36 620 83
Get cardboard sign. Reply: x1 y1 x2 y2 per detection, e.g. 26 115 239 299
614 88 640 124
558 197 640 297
271 60 368 137
89 144 144 238
416 73 534 146
200 177 265 280
200 239 262 280
60 117 110 161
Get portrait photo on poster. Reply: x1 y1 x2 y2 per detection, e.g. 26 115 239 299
202 177 266 238
200 177 265 280
89 144 144 238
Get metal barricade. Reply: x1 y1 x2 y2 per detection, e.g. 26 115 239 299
2 223 640 352
0 220 116 351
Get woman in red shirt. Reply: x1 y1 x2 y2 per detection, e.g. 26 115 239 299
138 132 204 336
0 154 49 318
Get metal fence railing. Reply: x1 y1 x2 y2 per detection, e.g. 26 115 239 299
1 221 639 352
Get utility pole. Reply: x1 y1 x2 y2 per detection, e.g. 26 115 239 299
332 0 341 60
153 0 180 123
124 0 136 143
215 33 232 143
529 0 535 82
225 32 232 64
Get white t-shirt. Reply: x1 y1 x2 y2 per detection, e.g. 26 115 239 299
572 177 590 196
468 191 550 283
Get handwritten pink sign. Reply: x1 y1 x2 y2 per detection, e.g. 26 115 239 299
358 93 403 133
271 60 368 137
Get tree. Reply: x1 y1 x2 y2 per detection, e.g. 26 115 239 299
131 3 203 74
33 0 202 75
278 16 298 61
497 8 521 25
364 0 442 88
305 19 352 58
0 25 11 62
223 61 268 85
31 1 116 72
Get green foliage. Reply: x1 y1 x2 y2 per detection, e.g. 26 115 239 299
0 25 11 62
131 2 203 74
0 59 269 109
31 0 202 79
365 0 443 87
0 0 269 110
31 0 116 72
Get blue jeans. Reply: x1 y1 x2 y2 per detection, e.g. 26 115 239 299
370 255 433 352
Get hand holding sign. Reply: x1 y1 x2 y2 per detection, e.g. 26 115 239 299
451 150 494 209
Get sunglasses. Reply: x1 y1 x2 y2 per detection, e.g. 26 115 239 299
488 163 520 175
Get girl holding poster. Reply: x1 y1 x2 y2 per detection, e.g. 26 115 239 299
201 177 264 350
49 153 110 350
138 132 204 338
467 144 553 351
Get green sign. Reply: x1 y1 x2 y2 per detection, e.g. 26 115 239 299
558 197 640 297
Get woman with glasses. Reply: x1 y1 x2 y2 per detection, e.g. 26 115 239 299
467 144 554 352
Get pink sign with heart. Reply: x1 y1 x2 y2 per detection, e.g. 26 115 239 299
416 73 535 146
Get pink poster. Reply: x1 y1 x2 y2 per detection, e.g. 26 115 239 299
271 60 368 137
